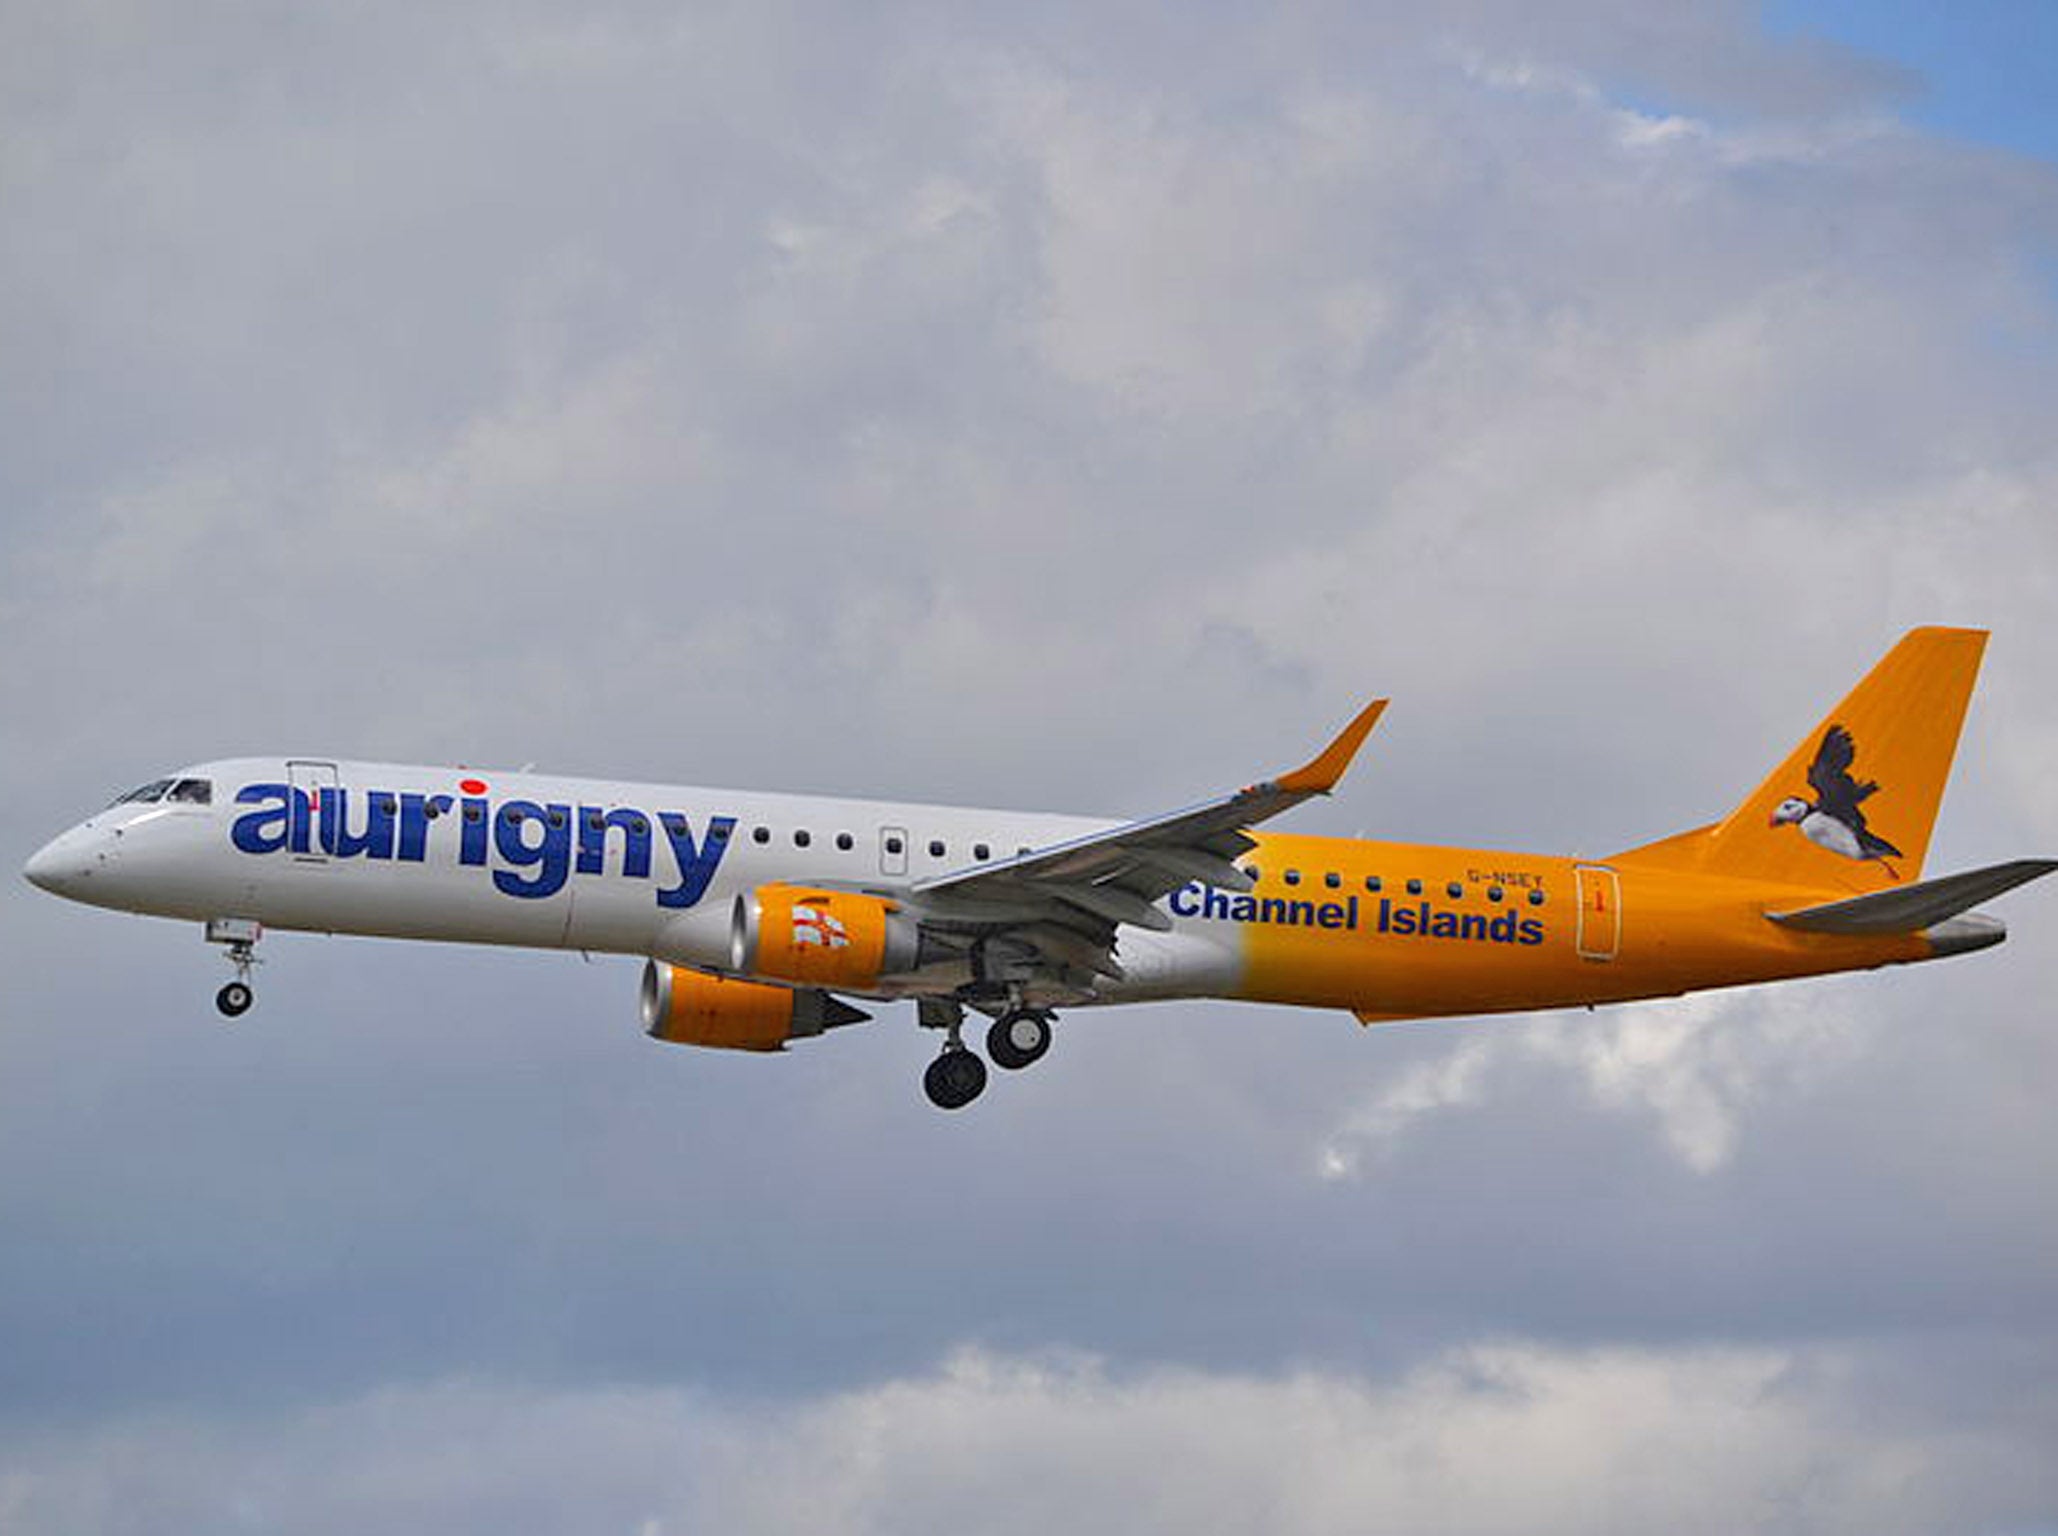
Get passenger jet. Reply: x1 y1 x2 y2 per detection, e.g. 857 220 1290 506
23 627 2053 1109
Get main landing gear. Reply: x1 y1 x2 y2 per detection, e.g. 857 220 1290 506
206 917 262 1018
918 999 1056 1109
924 1046 987 1111
986 1009 1053 1071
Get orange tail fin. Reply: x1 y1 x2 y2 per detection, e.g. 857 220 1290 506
1616 627 1987 892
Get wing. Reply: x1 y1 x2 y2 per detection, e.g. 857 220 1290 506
1806 724 1876 825
1806 725 1854 798
907 700 1388 986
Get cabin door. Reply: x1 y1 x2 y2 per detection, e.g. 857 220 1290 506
1574 865 1620 960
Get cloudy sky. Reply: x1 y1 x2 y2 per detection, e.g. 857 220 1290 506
3 2 2055 1531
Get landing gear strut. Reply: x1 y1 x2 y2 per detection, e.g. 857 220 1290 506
986 1010 1053 1071
918 997 987 1110
206 917 262 1019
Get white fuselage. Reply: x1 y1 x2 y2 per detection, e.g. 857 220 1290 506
24 757 1241 1004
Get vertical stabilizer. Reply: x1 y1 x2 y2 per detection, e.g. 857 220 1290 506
1617 627 1987 891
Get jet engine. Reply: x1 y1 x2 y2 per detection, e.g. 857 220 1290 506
641 960 868 1052
730 885 921 990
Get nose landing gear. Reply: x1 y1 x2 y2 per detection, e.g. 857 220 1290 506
205 917 262 1019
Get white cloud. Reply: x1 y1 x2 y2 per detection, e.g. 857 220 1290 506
1318 1032 1500 1179
1613 108 1712 150
3 1342 2051 1536
1322 984 1866 1177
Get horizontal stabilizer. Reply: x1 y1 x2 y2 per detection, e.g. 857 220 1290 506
1767 858 2058 935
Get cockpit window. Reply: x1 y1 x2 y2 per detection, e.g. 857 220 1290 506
110 779 174 806
168 778 213 805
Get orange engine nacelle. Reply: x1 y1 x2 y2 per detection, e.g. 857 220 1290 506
641 961 869 1052
730 885 920 990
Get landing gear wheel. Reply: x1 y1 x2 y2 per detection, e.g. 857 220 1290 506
207 920 263 1018
986 1011 1052 1071
924 1047 988 1110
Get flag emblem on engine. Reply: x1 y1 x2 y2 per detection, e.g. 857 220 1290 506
792 904 850 949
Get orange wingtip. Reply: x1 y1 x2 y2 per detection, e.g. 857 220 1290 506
1275 698 1388 794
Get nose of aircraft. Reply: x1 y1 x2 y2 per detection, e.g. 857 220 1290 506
23 829 92 896
23 841 58 892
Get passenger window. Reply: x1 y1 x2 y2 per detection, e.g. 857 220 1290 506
1365 875 1382 893
794 830 811 848
1446 881 1463 900
752 826 770 845
586 811 604 831
1284 869 1301 887
464 805 484 824
1324 871 1341 890
885 836 904 855
1528 888 1546 906
974 843 991 861
929 839 946 858
1243 865 1260 881
836 832 854 851
548 810 566 828
1487 885 1504 903
1406 878 1422 896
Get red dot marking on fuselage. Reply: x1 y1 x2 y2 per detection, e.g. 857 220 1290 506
460 778 488 795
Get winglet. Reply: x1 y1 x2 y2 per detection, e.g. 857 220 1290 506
1276 699 1388 795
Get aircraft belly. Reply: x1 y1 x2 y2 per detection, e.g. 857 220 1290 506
247 860 578 946
567 878 683 956
1097 924 1242 1002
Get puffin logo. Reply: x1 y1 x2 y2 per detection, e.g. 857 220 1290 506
791 903 850 949
1769 724 1903 880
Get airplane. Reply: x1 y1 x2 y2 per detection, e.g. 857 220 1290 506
22 626 2055 1110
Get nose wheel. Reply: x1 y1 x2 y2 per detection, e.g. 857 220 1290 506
205 917 263 1019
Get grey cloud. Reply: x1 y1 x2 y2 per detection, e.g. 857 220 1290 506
2 1 2055 1529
